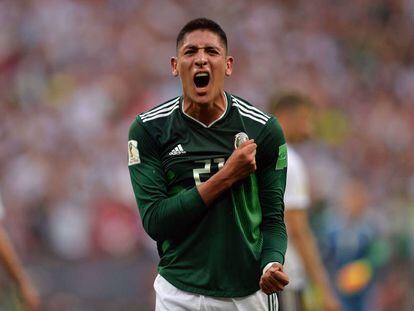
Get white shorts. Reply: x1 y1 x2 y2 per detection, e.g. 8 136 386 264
154 274 278 311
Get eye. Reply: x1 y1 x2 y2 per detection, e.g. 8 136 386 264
206 48 219 55
184 49 195 55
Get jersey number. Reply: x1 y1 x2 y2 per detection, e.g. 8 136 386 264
193 158 225 186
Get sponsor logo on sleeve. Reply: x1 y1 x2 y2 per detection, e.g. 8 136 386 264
276 143 287 170
128 140 140 166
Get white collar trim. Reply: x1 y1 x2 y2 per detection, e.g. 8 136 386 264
181 92 228 128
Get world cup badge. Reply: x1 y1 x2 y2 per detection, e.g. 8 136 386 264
128 140 140 166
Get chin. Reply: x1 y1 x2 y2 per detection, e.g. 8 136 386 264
189 90 214 104
194 95 213 104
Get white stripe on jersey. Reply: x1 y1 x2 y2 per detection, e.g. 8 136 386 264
140 97 180 118
232 102 269 122
141 103 179 121
141 104 180 122
231 96 270 120
235 108 267 124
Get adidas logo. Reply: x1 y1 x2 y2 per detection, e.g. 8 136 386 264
168 144 186 156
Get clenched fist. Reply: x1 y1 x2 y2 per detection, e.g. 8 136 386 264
260 262 289 295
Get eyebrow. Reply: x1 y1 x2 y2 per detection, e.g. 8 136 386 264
182 44 222 51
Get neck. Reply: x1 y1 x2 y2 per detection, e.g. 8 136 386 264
284 131 294 143
183 92 227 126
278 118 294 142
279 123 293 142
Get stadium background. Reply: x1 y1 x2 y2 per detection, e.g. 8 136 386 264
0 0 413 310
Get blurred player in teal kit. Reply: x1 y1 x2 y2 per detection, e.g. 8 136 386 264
323 179 385 311
128 18 289 310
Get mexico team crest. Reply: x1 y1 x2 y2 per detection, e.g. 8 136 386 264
234 132 249 149
128 140 140 166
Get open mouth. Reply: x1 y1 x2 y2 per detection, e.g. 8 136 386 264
193 72 210 88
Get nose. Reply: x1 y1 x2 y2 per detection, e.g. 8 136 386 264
195 50 207 67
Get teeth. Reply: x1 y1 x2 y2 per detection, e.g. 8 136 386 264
195 73 209 77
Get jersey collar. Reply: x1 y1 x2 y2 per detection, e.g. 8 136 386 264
180 91 231 128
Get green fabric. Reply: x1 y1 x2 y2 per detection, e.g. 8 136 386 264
128 92 287 297
276 143 288 170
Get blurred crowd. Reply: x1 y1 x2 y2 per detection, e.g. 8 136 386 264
0 0 413 310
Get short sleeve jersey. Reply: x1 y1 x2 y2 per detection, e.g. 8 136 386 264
128 92 287 297
284 146 310 290
284 146 310 210
0 192 4 220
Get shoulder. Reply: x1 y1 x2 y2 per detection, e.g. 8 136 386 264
286 146 308 183
285 145 310 209
229 93 284 140
287 147 306 172
229 93 283 135
229 94 272 126
229 94 285 148
138 96 181 124
130 96 181 132
129 96 181 139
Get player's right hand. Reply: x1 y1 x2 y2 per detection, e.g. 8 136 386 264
223 139 257 183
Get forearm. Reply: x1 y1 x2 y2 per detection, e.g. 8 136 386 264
196 165 236 206
144 165 241 239
133 164 237 241
198 139 259 206
261 219 287 269
290 221 333 292
140 187 208 241
258 166 287 269
261 186 287 268
0 226 31 288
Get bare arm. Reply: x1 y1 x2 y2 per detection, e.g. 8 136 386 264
286 209 341 311
0 225 39 311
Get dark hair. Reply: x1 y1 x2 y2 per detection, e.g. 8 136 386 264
268 92 314 114
176 18 228 51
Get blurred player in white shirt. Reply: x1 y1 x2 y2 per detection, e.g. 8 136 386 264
269 93 341 311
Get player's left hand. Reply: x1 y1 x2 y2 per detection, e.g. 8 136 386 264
259 262 289 294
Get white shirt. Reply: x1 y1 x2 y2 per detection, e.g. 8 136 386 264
0 192 4 220
284 146 310 290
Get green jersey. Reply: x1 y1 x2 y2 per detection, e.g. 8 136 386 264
128 92 287 297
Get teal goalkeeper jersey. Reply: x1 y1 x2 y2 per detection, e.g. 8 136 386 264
128 92 287 297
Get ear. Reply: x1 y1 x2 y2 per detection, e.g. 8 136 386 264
171 57 179 77
225 56 233 77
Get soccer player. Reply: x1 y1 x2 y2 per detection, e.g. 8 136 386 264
128 18 289 310
0 192 39 311
269 93 341 311
324 178 378 311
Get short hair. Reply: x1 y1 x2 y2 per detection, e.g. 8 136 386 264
268 92 314 114
176 18 228 51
